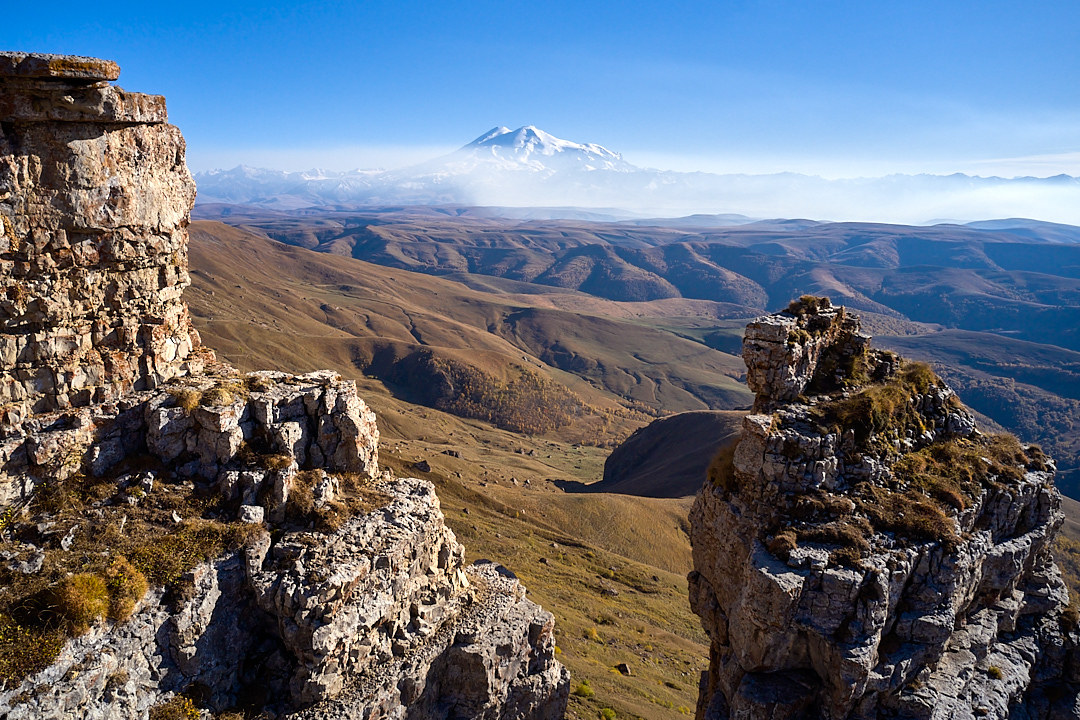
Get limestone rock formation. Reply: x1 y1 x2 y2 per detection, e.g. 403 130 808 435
0 51 202 427
0 53 568 719
689 298 1080 720
1 476 568 720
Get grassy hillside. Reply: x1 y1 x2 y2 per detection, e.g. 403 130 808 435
593 411 743 498
187 223 729 719
196 207 1080 502
187 218 1080 718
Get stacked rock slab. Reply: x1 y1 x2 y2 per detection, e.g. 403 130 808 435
689 300 1080 720
0 51 202 427
0 53 568 719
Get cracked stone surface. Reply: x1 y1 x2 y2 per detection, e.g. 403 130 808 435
690 303 1080 720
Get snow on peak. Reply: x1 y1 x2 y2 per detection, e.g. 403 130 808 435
458 125 632 172
470 126 514 144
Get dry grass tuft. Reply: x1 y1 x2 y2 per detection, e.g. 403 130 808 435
707 442 737 493
284 470 318 521
199 386 234 406
168 388 202 412
766 530 797 560
785 295 831 316
262 454 295 470
148 695 200 720
105 557 148 622
244 374 275 393
796 518 872 554
51 573 109 634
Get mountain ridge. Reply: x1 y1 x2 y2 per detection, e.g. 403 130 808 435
191 127 1080 224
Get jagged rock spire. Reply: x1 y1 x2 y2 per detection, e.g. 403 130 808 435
689 299 1078 719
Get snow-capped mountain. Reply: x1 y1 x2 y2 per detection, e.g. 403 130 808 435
449 125 634 173
192 127 1080 224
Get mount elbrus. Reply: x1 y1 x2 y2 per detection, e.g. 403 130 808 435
0 52 568 719
689 297 1080 719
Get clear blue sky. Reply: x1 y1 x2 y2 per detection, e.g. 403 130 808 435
5 1 1080 176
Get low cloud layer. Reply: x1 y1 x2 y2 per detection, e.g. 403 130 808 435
195 163 1080 225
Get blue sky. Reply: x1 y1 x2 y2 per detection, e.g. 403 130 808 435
6 1 1080 176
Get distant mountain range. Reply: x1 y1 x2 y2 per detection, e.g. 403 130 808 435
193 126 1080 225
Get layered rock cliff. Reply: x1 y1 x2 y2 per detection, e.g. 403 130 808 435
0 52 202 425
689 297 1080 719
0 52 568 719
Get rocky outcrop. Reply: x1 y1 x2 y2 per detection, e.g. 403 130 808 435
0 51 202 427
689 299 1080 720
0 367 381 508
0 477 567 720
0 53 568 719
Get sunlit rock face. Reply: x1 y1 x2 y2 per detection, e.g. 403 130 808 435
0 51 203 427
0 53 569 720
689 298 1080 720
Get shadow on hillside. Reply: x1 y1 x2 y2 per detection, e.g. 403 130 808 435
553 410 746 499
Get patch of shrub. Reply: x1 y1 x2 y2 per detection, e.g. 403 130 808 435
786 328 812 347
105 557 148 622
51 573 109 634
987 665 1004 680
829 546 864 568
168 388 202 412
857 486 956 547
901 361 938 394
284 471 318 523
262 454 295 470
200 386 236 407
895 433 1043 513
1023 443 1052 472
796 518 872 554
785 295 831 316
572 679 595 698
0 613 66 682
817 360 944 444
149 695 200 720
127 520 260 587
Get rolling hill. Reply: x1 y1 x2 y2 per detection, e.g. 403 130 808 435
186 216 1080 719
195 206 1080 498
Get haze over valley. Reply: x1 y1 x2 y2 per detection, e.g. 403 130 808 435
194 126 1080 225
